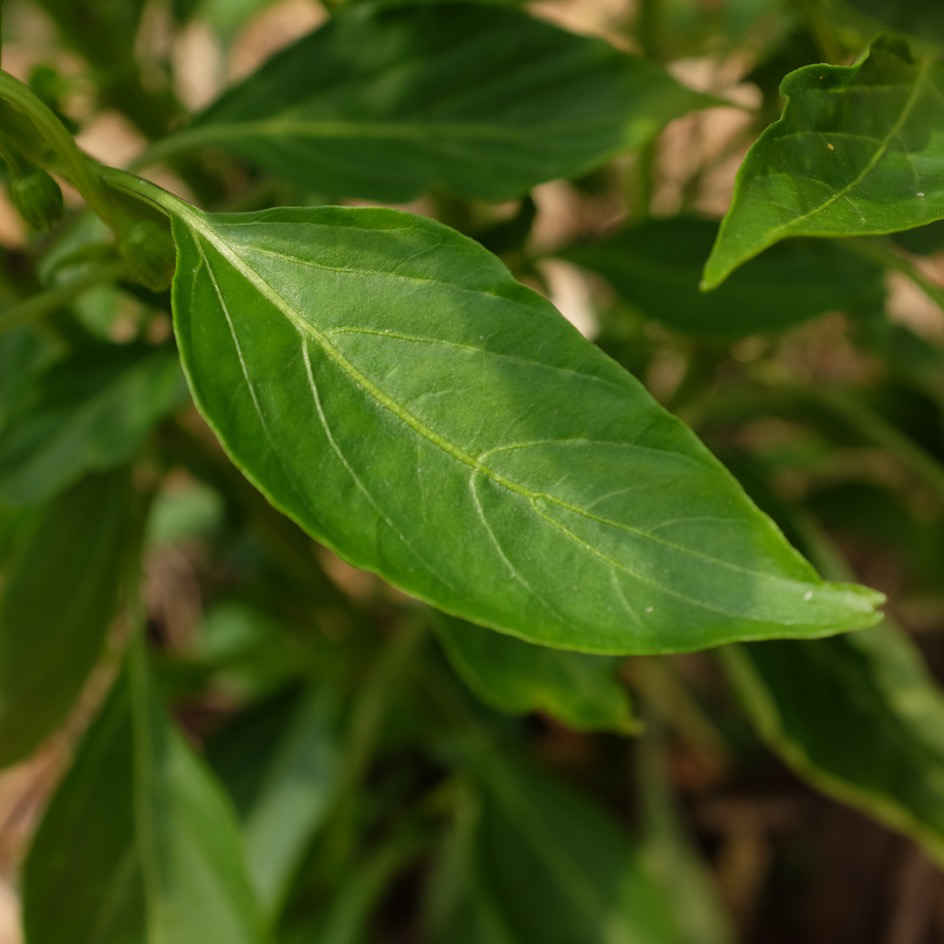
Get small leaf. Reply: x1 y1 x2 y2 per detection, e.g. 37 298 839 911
164 200 881 654
0 469 141 766
703 37 944 289
558 216 885 337
159 3 716 201
723 625 944 865
22 647 264 944
435 615 639 733
0 343 186 507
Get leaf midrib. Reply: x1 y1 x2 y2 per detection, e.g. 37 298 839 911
177 208 865 617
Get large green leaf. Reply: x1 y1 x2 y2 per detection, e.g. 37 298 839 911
149 3 714 201
153 195 881 654
435 616 639 732
723 625 944 866
22 647 263 944
558 217 885 337
703 37 944 289
0 344 186 507
0 469 140 766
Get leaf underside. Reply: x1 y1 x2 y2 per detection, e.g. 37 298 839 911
167 202 881 654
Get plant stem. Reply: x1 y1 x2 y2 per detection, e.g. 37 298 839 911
0 70 117 228
0 261 126 333
844 236 944 314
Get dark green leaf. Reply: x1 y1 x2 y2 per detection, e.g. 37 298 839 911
723 625 944 865
161 198 881 654
435 615 639 732
0 469 140 766
826 0 944 41
559 216 885 337
703 37 944 288
157 3 715 201
433 745 722 944
22 649 264 944
0 343 186 507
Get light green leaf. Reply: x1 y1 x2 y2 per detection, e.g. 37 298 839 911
558 216 885 337
22 647 264 944
152 3 715 201
435 615 640 732
0 344 186 507
703 37 944 289
723 624 944 867
0 469 140 767
158 197 881 654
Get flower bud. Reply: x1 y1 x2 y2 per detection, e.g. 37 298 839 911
8 166 64 231
119 219 176 292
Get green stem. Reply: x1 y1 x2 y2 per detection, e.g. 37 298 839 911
844 236 944 314
0 70 116 228
0 260 126 333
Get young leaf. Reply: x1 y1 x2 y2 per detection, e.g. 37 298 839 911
0 344 186 507
22 649 264 944
723 625 944 866
435 615 640 733
703 37 944 289
0 469 140 766
160 199 881 654
150 3 716 201
558 216 885 337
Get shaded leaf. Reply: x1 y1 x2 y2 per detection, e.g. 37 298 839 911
157 197 881 654
0 469 141 766
22 648 263 944
0 343 186 507
559 216 885 337
435 615 639 732
723 625 944 865
157 3 715 201
703 37 944 289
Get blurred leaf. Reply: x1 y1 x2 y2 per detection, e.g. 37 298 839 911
704 36 944 289
823 0 944 41
435 616 639 733
433 744 725 943
160 198 882 654
723 625 944 865
559 216 885 337
157 3 716 201
146 480 225 547
0 469 141 766
22 647 264 943
33 0 146 69
0 343 187 507
0 326 59 429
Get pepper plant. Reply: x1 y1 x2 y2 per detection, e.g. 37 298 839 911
2 0 944 940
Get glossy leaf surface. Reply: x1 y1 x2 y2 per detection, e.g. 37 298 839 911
0 470 139 766
559 217 885 337
704 37 944 288
169 3 714 201
166 200 882 654
435 616 639 732
23 651 263 944
723 625 944 865
0 344 186 507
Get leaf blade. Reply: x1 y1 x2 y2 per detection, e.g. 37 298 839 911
167 201 882 654
703 37 944 289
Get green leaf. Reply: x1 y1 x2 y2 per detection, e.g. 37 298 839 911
723 625 944 865
828 0 944 41
0 343 186 507
156 3 714 201
22 647 264 944
160 198 881 654
703 37 944 289
558 216 885 337
433 746 722 944
0 469 141 766
435 615 640 733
